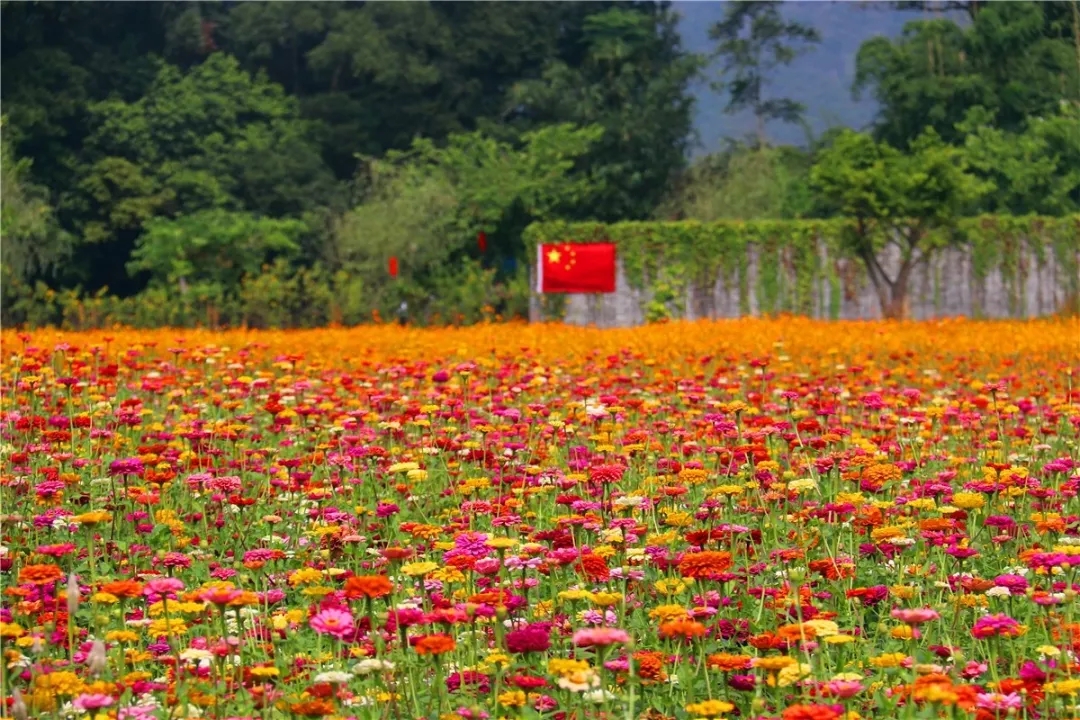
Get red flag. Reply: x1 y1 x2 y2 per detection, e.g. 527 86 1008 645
477 231 488 254
537 242 616 294
388 256 399 278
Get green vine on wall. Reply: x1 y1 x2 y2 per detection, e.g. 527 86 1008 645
524 215 1080 318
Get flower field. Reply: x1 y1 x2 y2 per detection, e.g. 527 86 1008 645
3 318 1080 720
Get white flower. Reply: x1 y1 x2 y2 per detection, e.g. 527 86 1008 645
353 659 395 675
314 671 354 684
985 586 1010 598
582 689 617 704
179 648 214 665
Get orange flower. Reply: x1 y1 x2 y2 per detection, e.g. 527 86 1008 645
414 634 456 655
289 700 336 717
677 551 733 580
344 575 394 600
18 564 64 586
658 619 707 640
100 580 144 599
633 651 667 683
781 705 840 720
706 653 752 672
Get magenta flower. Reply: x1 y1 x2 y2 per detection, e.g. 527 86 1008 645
310 608 355 638
505 623 552 654
971 613 1023 639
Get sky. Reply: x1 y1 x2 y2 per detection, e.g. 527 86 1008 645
674 0 948 154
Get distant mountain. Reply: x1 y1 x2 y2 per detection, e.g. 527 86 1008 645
675 1 963 154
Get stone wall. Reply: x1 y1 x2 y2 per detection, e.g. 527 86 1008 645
532 241 1079 327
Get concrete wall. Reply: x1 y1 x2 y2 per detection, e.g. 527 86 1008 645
533 241 1079 327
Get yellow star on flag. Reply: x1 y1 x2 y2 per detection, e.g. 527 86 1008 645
547 248 562 263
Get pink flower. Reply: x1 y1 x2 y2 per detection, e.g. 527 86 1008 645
890 608 940 625
310 608 355 638
144 578 185 600
572 628 631 647
975 692 1024 712
73 693 115 711
961 660 989 679
971 613 1023 639
825 680 865 699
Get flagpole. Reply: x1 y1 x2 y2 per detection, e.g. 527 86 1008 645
529 244 543 323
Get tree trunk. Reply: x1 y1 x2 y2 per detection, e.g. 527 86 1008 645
881 283 909 320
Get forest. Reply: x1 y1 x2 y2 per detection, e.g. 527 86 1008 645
2 1 1078 327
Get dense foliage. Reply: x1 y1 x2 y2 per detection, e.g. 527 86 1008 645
2 1 1078 326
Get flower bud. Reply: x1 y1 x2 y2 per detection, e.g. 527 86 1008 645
87 638 107 676
66 572 80 615
11 689 27 720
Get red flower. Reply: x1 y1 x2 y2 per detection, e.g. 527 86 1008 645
577 553 610 582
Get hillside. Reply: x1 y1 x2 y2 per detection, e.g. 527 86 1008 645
676 1 965 153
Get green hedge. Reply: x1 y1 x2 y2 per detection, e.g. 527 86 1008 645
524 215 1080 318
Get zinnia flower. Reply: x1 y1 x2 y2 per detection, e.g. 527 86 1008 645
572 627 630 647
344 575 394 599
505 623 552 653
310 608 355 638
413 634 456 655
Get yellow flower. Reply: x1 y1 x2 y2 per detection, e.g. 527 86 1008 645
558 589 594 602
92 592 120 605
649 604 689 623
685 700 734 717
889 585 916 600
890 625 916 640
1045 679 1080 696
952 492 985 510
801 619 840 637
497 691 527 708
401 561 439 577
661 509 693 527
532 601 554 619
288 567 324 586
0 623 25 638
249 666 280 678
388 462 420 473
655 578 687 594
777 662 812 687
486 537 518 550
72 510 112 525
429 567 466 584
147 619 188 637
591 591 622 607
105 630 139 643
752 656 797 671
869 652 907 669
548 659 590 677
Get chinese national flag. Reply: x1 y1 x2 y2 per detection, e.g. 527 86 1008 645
537 242 617 294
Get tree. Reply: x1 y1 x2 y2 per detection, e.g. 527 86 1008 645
64 53 336 292
509 6 702 221
811 128 990 319
128 210 307 292
854 2 1080 147
330 124 602 318
708 1 820 144
658 142 813 221
957 103 1080 215
222 2 656 180
0 118 72 284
